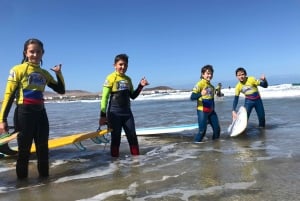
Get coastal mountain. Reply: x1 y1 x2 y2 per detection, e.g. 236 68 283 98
144 86 173 91
44 90 98 97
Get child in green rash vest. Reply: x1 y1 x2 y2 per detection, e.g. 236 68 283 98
190 65 220 142
99 54 149 157
232 67 268 127
0 38 65 179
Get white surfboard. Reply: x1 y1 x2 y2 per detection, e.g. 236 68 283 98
228 106 248 137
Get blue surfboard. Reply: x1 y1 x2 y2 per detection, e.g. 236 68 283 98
124 123 198 136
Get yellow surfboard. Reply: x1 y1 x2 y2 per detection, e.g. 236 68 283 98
0 132 19 156
0 132 19 146
0 129 111 155
30 129 112 152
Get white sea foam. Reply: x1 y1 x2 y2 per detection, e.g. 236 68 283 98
50 159 68 167
144 172 187 184
256 156 274 161
133 180 257 201
77 179 256 201
145 143 177 156
50 159 90 168
76 182 138 201
54 162 118 183
0 187 10 193
136 83 300 101
222 83 300 98
0 167 13 173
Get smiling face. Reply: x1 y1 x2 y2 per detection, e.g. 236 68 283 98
114 59 128 75
24 43 44 64
202 69 213 81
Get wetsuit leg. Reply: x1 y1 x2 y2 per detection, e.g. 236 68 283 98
244 99 255 119
254 98 266 127
13 107 19 131
16 106 35 179
108 112 122 157
194 110 208 142
34 109 49 177
209 111 220 140
122 112 139 155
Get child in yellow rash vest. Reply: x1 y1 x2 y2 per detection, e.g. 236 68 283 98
190 65 220 142
99 54 149 157
232 67 268 127
0 38 65 179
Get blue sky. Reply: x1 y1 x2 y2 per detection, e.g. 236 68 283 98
1 0 300 97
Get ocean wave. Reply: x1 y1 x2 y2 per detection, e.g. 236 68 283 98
44 84 300 104
136 83 300 100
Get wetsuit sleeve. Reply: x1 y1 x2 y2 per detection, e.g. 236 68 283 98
191 81 202 100
232 96 239 111
0 80 18 123
190 92 201 100
130 84 143 99
259 79 268 88
100 86 111 116
47 72 65 94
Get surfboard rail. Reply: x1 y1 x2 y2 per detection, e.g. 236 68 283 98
0 128 112 156
30 128 112 152
0 132 19 146
228 106 248 137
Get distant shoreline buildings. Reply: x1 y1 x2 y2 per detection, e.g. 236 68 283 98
43 86 183 102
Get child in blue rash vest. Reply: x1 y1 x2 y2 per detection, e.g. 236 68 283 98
99 54 149 157
190 65 220 142
232 67 268 127
0 38 65 179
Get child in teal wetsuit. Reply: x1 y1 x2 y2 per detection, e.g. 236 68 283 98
191 65 220 142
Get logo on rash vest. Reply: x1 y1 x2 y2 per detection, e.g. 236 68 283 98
241 86 253 94
117 80 129 91
28 72 46 86
205 87 214 97
104 79 111 87
8 70 16 80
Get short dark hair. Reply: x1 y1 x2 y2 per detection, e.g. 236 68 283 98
235 67 247 76
201 64 214 74
114 54 129 64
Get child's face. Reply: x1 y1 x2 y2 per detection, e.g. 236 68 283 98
114 59 128 75
236 71 246 82
24 43 44 64
202 70 213 81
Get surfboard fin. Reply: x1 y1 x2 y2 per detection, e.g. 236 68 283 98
227 123 233 134
91 135 109 144
73 142 87 151
92 127 110 144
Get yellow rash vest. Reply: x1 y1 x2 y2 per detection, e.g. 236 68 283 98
192 79 215 113
0 62 65 122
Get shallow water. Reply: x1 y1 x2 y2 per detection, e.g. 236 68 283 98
0 96 299 201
